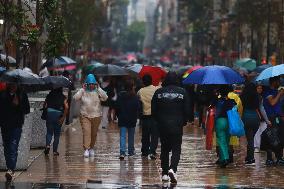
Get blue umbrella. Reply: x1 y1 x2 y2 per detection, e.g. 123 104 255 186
253 64 272 73
183 65 244 85
256 64 284 81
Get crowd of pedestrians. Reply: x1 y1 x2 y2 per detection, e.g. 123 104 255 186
2 70 284 185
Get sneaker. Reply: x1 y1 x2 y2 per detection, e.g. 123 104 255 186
44 147 50 155
215 159 221 165
53 152 59 156
168 169 177 184
245 159 255 165
119 154 125 160
84 149 89 158
276 158 284 166
5 170 14 181
141 153 148 158
266 159 274 166
219 159 229 168
89 149 95 157
149 154 157 160
162 174 169 182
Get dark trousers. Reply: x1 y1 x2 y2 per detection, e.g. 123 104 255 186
243 110 260 161
46 109 62 152
267 116 283 160
141 116 159 155
1 126 22 171
160 132 182 175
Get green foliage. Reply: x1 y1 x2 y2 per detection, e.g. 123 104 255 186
43 15 67 58
119 21 145 52
187 0 212 32
63 0 101 48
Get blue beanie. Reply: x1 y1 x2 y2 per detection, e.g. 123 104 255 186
85 74 97 84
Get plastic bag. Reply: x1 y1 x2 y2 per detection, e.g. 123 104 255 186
227 106 245 137
260 126 281 151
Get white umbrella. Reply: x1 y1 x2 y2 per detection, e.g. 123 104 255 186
0 54 16 64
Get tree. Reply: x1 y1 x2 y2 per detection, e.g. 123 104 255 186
119 21 145 52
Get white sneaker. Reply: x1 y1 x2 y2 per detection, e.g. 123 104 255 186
89 149 95 157
168 169 177 184
84 149 89 158
162 175 169 182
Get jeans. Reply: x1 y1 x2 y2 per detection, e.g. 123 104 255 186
141 116 159 155
1 126 22 171
160 132 182 175
242 110 260 161
120 127 135 155
215 118 230 161
46 108 62 152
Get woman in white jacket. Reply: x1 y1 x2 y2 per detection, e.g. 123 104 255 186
73 74 108 157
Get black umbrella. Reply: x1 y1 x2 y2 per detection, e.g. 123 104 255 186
42 76 72 89
92 64 128 76
0 69 43 85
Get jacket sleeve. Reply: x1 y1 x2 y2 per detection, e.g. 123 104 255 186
21 92 30 115
151 91 158 120
97 87 108 101
73 88 84 101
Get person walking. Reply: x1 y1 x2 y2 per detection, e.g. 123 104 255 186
43 87 68 156
263 76 284 166
151 72 190 184
0 83 30 181
116 80 140 160
137 74 159 159
254 84 271 152
214 86 236 168
73 74 108 158
240 83 261 165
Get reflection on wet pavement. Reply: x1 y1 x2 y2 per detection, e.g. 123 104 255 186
1 121 284 188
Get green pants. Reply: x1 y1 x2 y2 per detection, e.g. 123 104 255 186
215 118 230 161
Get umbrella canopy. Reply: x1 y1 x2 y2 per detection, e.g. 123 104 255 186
42 56 76 68
0 54 16 64
183 65 245 85
174 65 192 76
0 66 6 73
253 64 272 73
126 64 167 86
0 69 43 85
234 58 256 71
42 76 72 89
82 62 103 74
92 64 128 76
256 64 284 81
182 65 203 78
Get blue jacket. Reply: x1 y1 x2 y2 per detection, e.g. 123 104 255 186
116 91 140 128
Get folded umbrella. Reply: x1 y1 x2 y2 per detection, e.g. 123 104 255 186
256 64 284 81
183 65 244 85
92 64 128 76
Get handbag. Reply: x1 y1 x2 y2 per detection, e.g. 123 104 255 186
40 107 47 120
227 106 245 137
261 126 281 151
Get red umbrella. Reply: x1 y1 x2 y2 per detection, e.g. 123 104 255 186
182 65 203 78
126 64 167 86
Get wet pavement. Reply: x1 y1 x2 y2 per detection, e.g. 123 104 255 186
1 120 284 188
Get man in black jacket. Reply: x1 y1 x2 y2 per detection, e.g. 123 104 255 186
0 83 30 181
151 72 190 184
